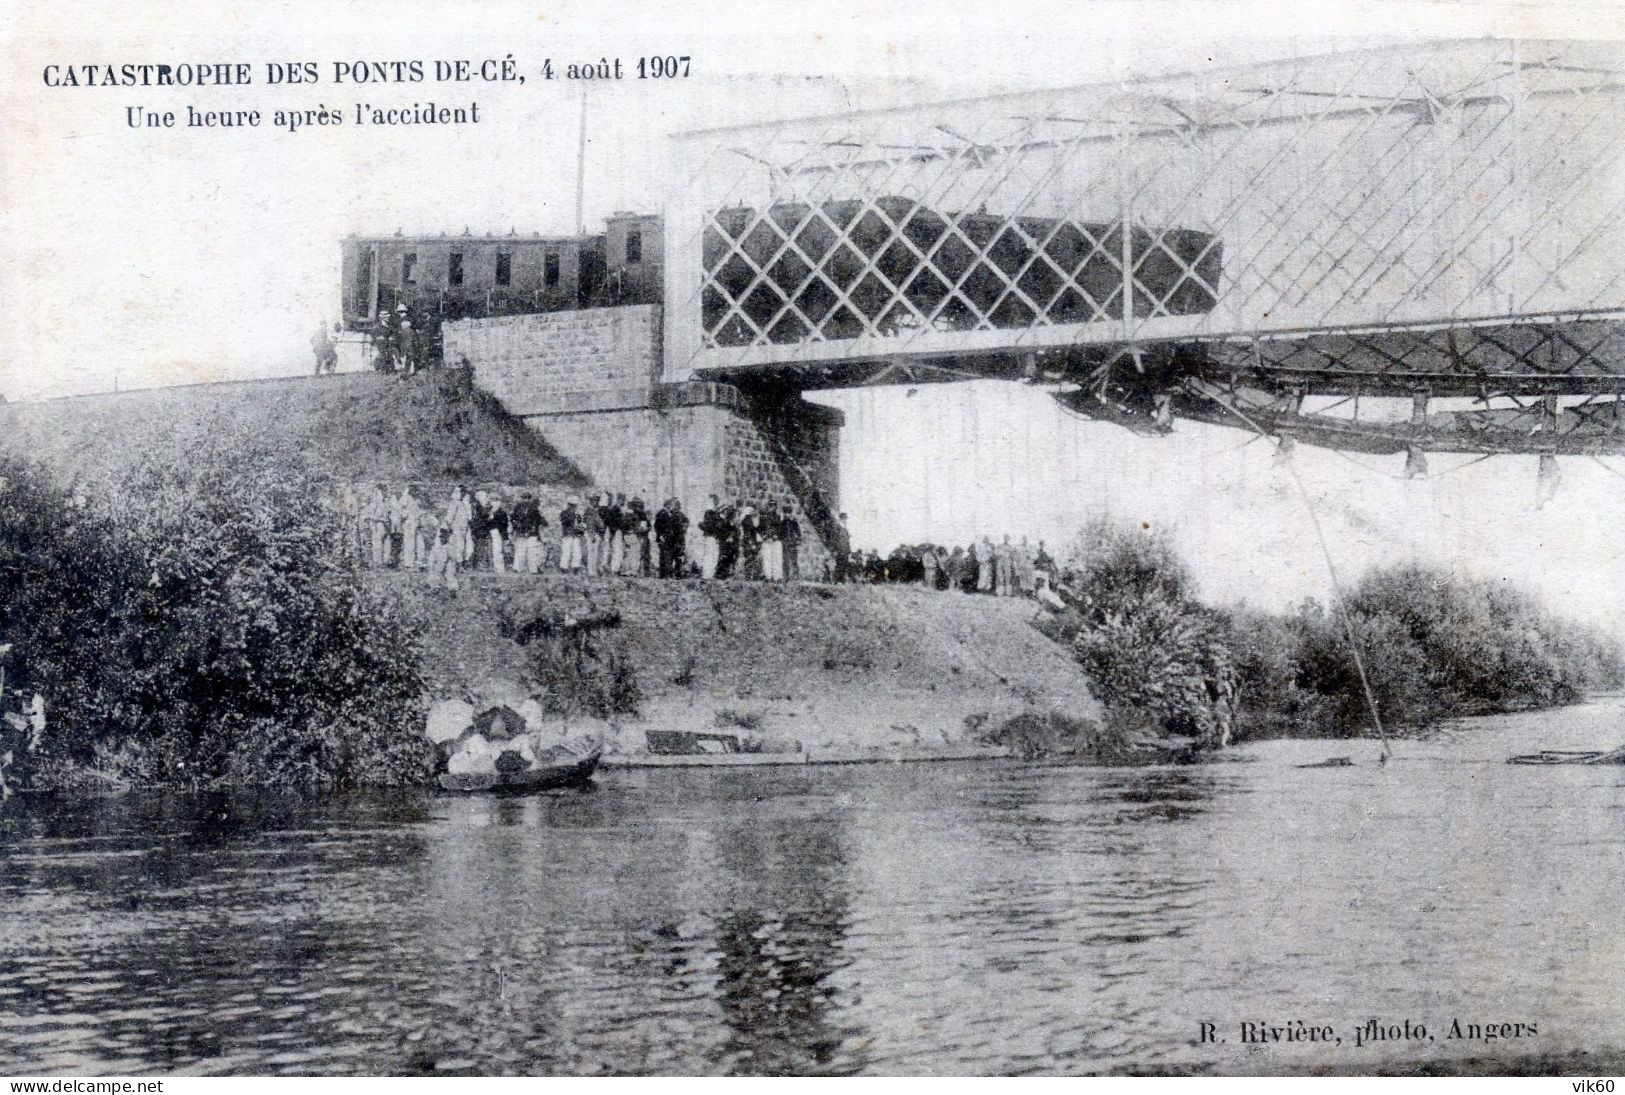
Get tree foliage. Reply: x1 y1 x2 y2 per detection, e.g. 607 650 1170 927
1048 519 1238 746
1051 519 1624 745
0 450 430 789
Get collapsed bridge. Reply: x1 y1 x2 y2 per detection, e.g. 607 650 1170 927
664 39 1625 468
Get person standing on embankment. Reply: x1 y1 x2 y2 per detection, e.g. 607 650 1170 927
510 491 546 574
486 491 510 573
655 497 688 578
831 512 852 583
392 484 420 570
715 499 740 579
761 502 784 581
975 536 995 593
361 484 389 568
584 493 605 576
699 495 723 578
624 496 652 576
444 485 472 565
781 504 802 580
558 496 585 573
425 521 460 591
310 321 338 375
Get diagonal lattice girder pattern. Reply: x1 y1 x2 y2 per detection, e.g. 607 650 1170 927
1202 319 1625 396
665 40 1625 382
1172 381 1625 455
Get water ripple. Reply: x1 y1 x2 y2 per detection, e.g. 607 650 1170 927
2 703 1624 1073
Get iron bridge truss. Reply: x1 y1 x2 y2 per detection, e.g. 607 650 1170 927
665 39 1625 461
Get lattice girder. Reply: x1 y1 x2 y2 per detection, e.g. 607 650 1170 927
1169 381 1625 455
1200 319 1625 397
666 40 1625 383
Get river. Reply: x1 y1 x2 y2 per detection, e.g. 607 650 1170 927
2 699 1623 1076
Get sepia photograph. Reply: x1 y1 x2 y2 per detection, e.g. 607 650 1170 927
2 0 1624 1081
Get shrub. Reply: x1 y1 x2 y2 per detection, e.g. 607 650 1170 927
1226 606 1341 739
1228 568 1624 739
1054 520 1237 747
1051 520 1621 744
0 450 430 789
524 624 642 720
981 711 1121 760
715 708 763 731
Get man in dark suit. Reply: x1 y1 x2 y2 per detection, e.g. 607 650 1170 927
654 498 689 579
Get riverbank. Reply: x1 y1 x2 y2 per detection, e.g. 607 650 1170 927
382 572 1106 762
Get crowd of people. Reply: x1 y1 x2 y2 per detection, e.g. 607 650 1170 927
837 537 1061 601
334 482 1062 604
311 304 437 377
335 485 818 590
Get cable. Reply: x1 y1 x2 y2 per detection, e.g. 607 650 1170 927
1283 457 1391 760
1181 381 1390 759
1327 446 1495 482
1207 432 1270 456
1590 456 1625 483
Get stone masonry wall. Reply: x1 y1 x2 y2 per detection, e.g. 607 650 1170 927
721 402 843 575
540 402 837 576
445 305 662 415
446 303 841 572
540 404 727 514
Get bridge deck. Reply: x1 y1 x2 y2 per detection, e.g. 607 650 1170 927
667 39 1625 413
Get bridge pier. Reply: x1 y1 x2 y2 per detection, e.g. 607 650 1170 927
444 305 844 573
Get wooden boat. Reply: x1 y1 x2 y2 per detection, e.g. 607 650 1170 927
437 738 603 793
1296 756 1354 768
1507 747 1625 766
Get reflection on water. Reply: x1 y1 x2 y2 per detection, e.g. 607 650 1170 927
2 700 1624 1075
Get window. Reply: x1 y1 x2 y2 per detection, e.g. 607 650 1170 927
495 252 512 286
448 251 464 287
544 250 560 287
353 246 375 315
402 252 418 285
625 229 642 264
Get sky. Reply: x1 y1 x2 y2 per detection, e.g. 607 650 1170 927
3 0 1623 629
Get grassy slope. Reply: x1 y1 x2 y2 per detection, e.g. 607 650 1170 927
3 372 1104 760
384 573 1104 755
0 370 589 491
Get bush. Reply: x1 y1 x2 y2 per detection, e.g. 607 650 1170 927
1051 520 1623 745
715 708 763 732
980 710 1123 760
524 623 642 720
1289 602 1443 734
1226 606 1341 739
0 450 430 789
1229 568 1624 740
1053 520 1237 746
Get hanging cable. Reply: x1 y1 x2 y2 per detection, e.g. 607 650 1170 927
1326 446 1495 482
1590 456 1625 483
1181 381 1391 760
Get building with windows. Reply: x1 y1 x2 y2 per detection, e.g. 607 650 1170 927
339 213 665 366
603 211 664 306
341 231 607 328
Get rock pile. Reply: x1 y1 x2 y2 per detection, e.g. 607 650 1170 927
425 679 582 780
